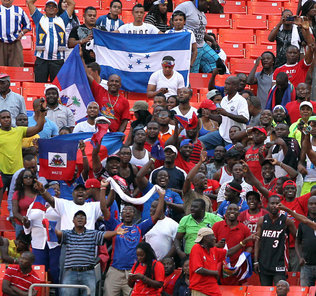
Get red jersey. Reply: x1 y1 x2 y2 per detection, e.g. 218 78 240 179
245 145 263 182
273 59 310 88
0 175 3 188
261 178 278 208
163 269 181 295
286 100 316 123
90 80 130 132
189 244 226 296
174 154 195 174
190 139 203 164
239 209 269 234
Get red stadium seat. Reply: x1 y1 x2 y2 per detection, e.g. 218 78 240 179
191 88 199 102
287 286 308 296
224 1 247 14
268 15 282 30
74 9 84 23
230 58 262 74
127 92 148 101
73 0 101 9
189 73 211 89
97 9 110 18
246 286 276 296
219 29 255 44
100 0 112 9
283 2 298 12
256 30 275 45
205 14 231 29
3 231 15 240
206 28 218 36
121 10 134 23
287 272 301 286
245 44 276 59
220 43 245 59
22 82 48 99
23 50 36 67
21 35 33 50
120 0 137 10
219 286 247 296
10 82 21 95
308 286 316 296
247 2 282 16
232 14 267 30
246 272 260 286
0 66 34 82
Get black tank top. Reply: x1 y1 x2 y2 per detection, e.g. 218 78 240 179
259 214 287 274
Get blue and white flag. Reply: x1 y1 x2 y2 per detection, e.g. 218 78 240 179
53 45 94 122
93 29 191 93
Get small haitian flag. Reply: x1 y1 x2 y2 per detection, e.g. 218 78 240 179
38 139 79 180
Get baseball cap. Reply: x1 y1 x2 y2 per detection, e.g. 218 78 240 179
180 139 193 148
74 184 86 191
164 145 178 155
130 101 149 112
252 126 267 136
107 154 120 162
46 0 58 5
44 84 60 96
0 73 10 81
85 178 101 189
199 100 217 111
206 89 221 100
308 115 316 123
300 101 313 111
95 116 111 124
74 210 86 218
282 180 297 189
195 227 214 243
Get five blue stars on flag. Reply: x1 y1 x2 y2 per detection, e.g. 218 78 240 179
127 53 151 70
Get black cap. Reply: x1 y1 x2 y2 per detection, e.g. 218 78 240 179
74 210 86 218
74 184 86 191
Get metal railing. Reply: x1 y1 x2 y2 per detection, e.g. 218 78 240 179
28 283 91 296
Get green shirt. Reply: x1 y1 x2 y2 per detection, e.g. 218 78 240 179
178 212 223 254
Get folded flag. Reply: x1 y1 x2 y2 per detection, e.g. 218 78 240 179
42 219 58 242
38 139 79 180
175 112 198 130
91 122 109 146
151 140 165 160
93 29 191 93
53 45 94 122
222 251 252 280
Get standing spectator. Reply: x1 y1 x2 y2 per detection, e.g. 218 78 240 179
28 98 59 139
144 0 169 32
87 62 108 90
247 52 275 109
167 95 179 110
116 4 162 34
254 195 297 286
26 0 75 82
0 0 31 66
0 74 26 127
175 0 220 73
68 6 97 64
2 252 41 296
147 56 185 98
130 127 150 167
206 146 226 179
171 87 197 120
199 76 249 150
145 121 160 151
247 96 263 127
161 257 181 295
96 0 123 31
73 102 100 133
45 85 75 129
174 139 195 174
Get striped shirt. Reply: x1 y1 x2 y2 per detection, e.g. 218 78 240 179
61 228 105 269
0 5 31 43
144 13 169 32
96 14 124 32
3 265 41 295
32 8 70 60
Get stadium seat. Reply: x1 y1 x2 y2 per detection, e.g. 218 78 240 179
247 2 282 16
191 88 199 102
189 73 211 89
23 50 36 67
232 14 267 30
206 29 218 36
10 82 21 95
120 0 137 10
0 66 34 82
268 15 281 30
308 286 316 296
224 1 247 14
246 286 276 296
220 43 245 59
219 286 247 296
245 44 276 59
256 30 275 45
121 10 134 23
24 96 37 111
100 0 111 9
22 82 49 99
215 74 230 86
74 9 84 23
21 35 33 50
287 272 301 286
287 287 308 296
230 58 262 74
283 2 299 12
127 92 148 101
205 14 231 29
97 9 110 18
219 29 255 44
73 0 100 9
199 88 209 101
3 231 15 240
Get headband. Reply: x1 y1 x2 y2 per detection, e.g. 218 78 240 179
227 184 242 194
162 60 175 67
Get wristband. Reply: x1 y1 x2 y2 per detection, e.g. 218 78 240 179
100 186 107 190
82 156 87 158
253 262 259 265
240 241 246 247
150 157 156 162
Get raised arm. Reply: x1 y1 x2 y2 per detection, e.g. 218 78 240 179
26 0 37 15
100 179 113 220
151 189 165 224
104 224 127 239
79 140 90 181
254 217 263 273
268 15 283 42
34 179 55 208
247 57 261 85
268 158 298 179
135 159 153 191
208 68 219 91
92 143 103 176
65 0 75 19
26 101 45 137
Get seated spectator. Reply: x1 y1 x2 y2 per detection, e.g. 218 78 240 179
96 0 124 31
59 126 72 135
206 89 222 105
156 109 175 144
206 145 226 179
116 4 162 34
0 74 26 127
152 93 167 110
276 280 290 296
198 100 219 137
130 127 150 167
173 258 190 296
268 10 304 68
144 0 169 32
68 6 97 64
45 85 75 129
165 11 197 67
73 102 100 133
247 96 262 127
2 251 41 295
266 73 296 110
272 105 291 127
167 95 178 110
247 52 275 109
161 257 181 295
147 56 185 99
16 114 40 148
128 242 164 296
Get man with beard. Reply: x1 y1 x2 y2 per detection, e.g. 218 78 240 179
206 145 226 179
45 84 75 130
73 102 100 133
144 121 161 152
171 87 197 121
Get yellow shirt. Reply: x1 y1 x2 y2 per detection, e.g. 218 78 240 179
0 126 27 174
22 134 40 148
0 239 21 264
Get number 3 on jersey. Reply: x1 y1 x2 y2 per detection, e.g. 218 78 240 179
272 240 279 248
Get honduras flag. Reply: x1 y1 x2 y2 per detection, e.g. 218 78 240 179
93 29 191 93
53 45 94 122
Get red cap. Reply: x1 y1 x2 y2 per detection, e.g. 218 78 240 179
282 180 297 189
199 100 217 111
252 126 267 136
85 178 101 189
0 73 9 79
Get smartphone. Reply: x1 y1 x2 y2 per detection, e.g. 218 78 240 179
286 16 295 21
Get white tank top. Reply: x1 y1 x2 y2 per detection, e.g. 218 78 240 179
129 146 150 167
219 166 233 185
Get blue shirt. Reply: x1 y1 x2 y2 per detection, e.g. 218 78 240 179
58 177 84 200
28 115 58 139
96 14 124 32
141 182 183 221
217 198 249 218
105 215 154 270
215 86 225 97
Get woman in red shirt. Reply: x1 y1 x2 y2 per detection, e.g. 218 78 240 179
128 242 165 296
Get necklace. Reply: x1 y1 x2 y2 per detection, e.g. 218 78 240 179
108 92 119 109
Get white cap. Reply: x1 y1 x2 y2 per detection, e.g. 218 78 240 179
300 101 313 111
95 116 111 124
44 84 60 97
164 145 178 155
46 0 58 5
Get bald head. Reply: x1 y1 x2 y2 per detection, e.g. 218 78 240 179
225 76 239 96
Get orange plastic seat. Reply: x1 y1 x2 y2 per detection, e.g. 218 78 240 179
9 82 21 95
287 286 308 296
191 88 199 102
205 14 231 29
220 43 245 59
74 8 84 23
219 29 255 44
224 1 247 14
308 286 316 296
283 1 298 12
127 92 148 101
256 30 275 45
246 286 276 296
268 15 282 30
219 286 247 296
120 0 137 10
23 50 36 67
245 44 276 59
215 74 230 86
96 9 110 18
121 10 134 23
206 28 218 36
73 0 100 8
0 66 34 82
247 2 282 16
232 14 267 30
22 82 48 99
230 58 262 74
189 73 211 89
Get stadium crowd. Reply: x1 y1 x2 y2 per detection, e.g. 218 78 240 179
2 0 316 295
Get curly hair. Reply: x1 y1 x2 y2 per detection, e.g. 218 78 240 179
14 169 37 201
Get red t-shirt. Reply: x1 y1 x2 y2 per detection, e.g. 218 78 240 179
239 209 269 234
174 154 195 174
0 175 3 188
189 244 226 296
163 269 181 295
131 260 165 296
3 265 41 296
12 191 35 225
90 80 131 132
245 145 263 182
273 59 310 88
286 100 316 123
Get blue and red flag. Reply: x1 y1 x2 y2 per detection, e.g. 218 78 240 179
38 139 79 180
174 113 198 130
32 195 48 212
42 219 58 242
53 45 94 122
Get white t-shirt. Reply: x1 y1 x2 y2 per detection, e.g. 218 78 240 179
175 1 207 48
171 105 197 119
148 69 185 97
73 121 96 133
144 217 179 260
54 197 102 230
219 93 249 143
165 28 196 45
217 180 253 203
118 22 160 34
